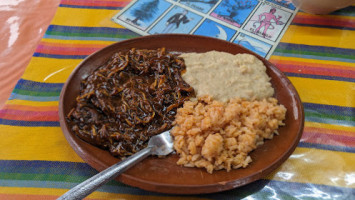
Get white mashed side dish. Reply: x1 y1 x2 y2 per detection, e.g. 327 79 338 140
180 51 274 102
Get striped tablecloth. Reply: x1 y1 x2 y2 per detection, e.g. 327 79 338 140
0 0 354 199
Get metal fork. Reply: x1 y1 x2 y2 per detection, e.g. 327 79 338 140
57 130 173 200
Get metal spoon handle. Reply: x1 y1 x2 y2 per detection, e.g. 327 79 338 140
58 147 152 200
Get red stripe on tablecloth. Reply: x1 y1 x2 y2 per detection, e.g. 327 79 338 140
0 109 58 121
0 194 63 200
270 59 355 79
36 44 102 55
39 41 108 48
2 104 58 112
293 13 355 29
60 0 130 7
303 126 355 138
301 130 355 147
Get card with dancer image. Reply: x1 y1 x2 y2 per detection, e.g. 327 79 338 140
243 3 292 41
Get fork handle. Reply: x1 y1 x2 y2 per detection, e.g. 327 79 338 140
57 147 152 200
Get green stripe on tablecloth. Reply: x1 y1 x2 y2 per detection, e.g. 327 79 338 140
12 89 61 97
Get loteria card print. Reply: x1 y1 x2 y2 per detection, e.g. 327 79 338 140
149 6 203 34
210 0 259 27
179 0 219 13
266 0 296 10
193 18 237 41
117 0 172 31
112 0 299 59
234 33 272 57
243 3 292 41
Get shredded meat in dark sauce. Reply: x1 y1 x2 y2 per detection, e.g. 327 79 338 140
66 48 195 157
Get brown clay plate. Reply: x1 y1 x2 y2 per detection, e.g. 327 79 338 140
59 34 304 194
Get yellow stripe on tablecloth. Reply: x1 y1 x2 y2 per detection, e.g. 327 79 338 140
0 125 82 162
41 38 115 46
305 121 355 133
268 147 355 188
51 7 123 28
0 187 209 200
21 57 81 83
288 76 355 108
0 187 63 196
296 12 355 21
5 100 59 107
281 25 355 49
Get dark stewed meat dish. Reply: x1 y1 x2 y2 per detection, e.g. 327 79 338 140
66 48 195 157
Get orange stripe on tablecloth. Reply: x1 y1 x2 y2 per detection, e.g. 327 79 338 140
269 59 355 71
39 41 107 48
0 194 57 200
37 47 101 55
2 104 58 112
302 129 355 147
61 0 131 7
304 126 354 137
293 12 355 28
278 65 354 78
36 43 106 55
269 59 355 78
0 110 58 121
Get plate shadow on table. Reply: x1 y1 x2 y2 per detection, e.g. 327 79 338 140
106 178 271 199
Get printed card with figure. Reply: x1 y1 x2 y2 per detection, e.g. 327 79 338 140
193 19 237 41
266 0 296 10
233 33 272 57
210 0 259 27
112 0 299 59
243 4 292 41
116 0 172 31
179 0 219 14
149 6 203 34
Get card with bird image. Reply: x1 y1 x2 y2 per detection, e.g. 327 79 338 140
243 3 292 41
179 0 219 14
115 0 173 31
148 6 203 34
210 0 259 28
193 19 237 41
233 33 272 57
